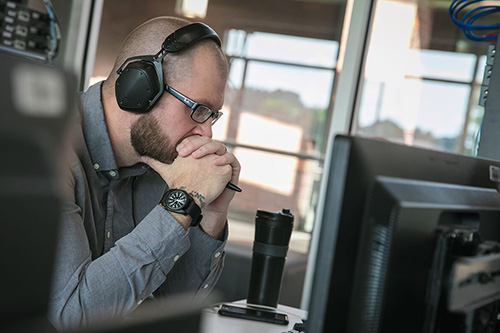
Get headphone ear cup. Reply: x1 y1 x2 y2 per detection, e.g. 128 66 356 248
115 61 162 113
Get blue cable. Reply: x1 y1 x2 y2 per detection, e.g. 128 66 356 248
452 6 500 30
463 8 500 41
449 0 500 41
466 10 500 40
464 7 500 28
452 0 482 24
450 0 483 28
466 7 500 26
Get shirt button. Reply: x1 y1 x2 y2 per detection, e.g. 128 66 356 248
137 299 144 306
93 163 100 170
106 231 111 239
174 254 180 262
214 252 221 258
203 284 209 289
109 170 116 177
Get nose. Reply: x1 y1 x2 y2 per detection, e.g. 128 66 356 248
193 120 213 138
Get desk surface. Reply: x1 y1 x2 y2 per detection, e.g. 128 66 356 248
201 300 307 333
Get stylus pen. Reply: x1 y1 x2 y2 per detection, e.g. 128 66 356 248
226 182 242 192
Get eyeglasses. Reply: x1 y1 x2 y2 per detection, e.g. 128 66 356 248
164 85 223 125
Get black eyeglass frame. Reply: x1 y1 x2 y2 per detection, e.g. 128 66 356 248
165 85 222 125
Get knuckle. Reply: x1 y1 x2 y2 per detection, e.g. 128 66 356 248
197 145 208 153
182 140 196 150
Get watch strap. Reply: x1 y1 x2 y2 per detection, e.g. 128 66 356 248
160 189 203 227
182 193 203 226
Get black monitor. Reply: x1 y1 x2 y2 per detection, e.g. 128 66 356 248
307 135 500 332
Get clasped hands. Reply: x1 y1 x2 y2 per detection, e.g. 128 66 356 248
143 135 241 238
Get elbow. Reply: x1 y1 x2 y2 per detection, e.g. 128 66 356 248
47 298 86 332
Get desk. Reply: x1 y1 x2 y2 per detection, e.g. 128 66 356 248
201 300 307 332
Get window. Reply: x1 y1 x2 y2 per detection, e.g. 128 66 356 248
352 0 488 156
213 30 339 245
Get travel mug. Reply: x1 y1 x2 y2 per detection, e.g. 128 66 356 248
247 209 294 308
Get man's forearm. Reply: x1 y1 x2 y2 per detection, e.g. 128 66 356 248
49 206 190 330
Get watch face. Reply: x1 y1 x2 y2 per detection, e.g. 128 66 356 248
166 190 188 210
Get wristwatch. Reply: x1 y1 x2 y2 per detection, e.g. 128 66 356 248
160 189 203 227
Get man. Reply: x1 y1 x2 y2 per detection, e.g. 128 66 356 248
48 16 240 330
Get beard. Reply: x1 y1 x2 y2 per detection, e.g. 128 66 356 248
130 112 179 164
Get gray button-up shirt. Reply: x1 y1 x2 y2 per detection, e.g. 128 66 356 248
48 83 226 330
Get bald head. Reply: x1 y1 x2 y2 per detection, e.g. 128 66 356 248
102 16 228 100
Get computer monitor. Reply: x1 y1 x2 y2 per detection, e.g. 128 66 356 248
307 135 500 332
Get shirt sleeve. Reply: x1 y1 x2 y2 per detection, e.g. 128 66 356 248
48 167 191 331
153 222 228 301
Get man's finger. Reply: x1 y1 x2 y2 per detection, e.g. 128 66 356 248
176 136 211 156
190 141 227 159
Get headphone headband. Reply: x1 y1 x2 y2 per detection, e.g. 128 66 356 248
162 23 221 53
115 22 221 114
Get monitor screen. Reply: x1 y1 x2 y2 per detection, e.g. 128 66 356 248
307 135 500 332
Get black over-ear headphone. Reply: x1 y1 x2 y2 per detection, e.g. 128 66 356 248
115 23 221 113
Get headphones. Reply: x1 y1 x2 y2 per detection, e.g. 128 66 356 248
115 23 221 113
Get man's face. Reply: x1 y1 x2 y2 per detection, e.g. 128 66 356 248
130 52 226 164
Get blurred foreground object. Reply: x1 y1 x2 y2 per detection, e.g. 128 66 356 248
0 52 76 332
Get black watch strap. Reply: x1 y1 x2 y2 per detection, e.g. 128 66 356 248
185 201 203 227
160 189 203 227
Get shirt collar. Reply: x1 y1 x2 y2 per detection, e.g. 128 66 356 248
80 82 118 173
80 82 150 179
